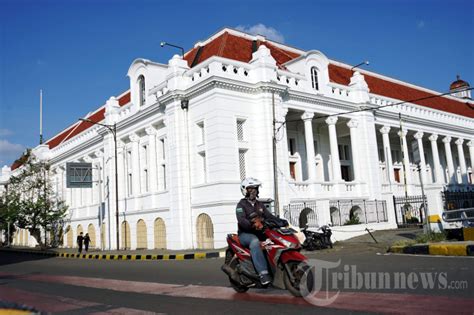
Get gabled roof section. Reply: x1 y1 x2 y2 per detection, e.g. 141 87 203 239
182 28 472 119
183 31 300 69
45 91 131 150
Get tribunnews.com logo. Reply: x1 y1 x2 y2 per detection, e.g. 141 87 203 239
300 259 469 306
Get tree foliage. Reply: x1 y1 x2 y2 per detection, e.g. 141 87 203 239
1 151 68 248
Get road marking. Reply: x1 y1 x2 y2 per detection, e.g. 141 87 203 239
1 272 473 314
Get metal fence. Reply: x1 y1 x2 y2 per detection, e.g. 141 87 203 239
442 190 474 211
393 195 427 227
329 199 388 226
282 201 318 228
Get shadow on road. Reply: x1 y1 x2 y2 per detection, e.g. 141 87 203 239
0 250 55 267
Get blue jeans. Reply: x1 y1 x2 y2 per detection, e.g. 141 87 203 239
239 232 268 275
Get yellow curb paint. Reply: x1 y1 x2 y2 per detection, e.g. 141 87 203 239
195 253 206 259
447 245 467 256
163 255 169 260
176 254 184 260
429 245 448 256
428 215 441 223
429 244 467 256
463 227 474 241
152 255 157 260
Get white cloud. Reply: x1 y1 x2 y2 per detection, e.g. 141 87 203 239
417 20 425 29
235 24 285 43
0 139 25 166
0 129 12 137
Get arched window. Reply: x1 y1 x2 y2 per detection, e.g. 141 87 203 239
311 67 319 90
138 75 145 106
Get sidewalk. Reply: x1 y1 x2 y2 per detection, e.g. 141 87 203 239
0 246 226 261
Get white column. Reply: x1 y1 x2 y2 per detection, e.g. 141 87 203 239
468 141 474 184
442 136 455 184
380 126 394 182
397 130 412 186
326 116 342 181
414 132 427 185
455 138 468 184
301 111 316 181
429 134 443 184
129 134 141 194
347 119 360 181
145 127 158 192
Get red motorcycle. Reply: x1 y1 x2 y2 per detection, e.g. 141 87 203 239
221 218 314 297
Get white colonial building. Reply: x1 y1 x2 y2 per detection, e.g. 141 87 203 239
2 28 473 250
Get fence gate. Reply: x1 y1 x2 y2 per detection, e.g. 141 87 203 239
393 195 427 228
283 201 318 228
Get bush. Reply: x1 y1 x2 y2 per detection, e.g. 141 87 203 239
415 232 447 244
344 215 361 225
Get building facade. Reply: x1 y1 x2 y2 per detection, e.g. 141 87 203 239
1 28 473 250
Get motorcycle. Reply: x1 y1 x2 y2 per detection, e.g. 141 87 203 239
221 218 314 297
301 225 333 251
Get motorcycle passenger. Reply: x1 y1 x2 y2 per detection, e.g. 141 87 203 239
236 177 282 286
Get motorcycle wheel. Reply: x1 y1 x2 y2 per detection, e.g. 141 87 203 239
228 258 249 293
283 261 314 297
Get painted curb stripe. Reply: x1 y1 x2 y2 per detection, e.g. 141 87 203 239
389 244 474 256
0 248 225 261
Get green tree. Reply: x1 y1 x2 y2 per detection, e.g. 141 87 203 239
2 151 68 248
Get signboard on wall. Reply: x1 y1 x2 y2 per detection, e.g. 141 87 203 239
66 162 92 188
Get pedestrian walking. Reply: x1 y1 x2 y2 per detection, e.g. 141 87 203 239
84 233 91 253
77 232 84 254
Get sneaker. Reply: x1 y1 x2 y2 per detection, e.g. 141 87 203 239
260 273 272 286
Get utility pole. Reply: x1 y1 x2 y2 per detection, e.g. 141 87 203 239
272 90 280 216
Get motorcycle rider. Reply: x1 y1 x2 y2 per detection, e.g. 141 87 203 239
236 177 286 286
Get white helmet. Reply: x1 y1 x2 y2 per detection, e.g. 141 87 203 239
240 177 262 196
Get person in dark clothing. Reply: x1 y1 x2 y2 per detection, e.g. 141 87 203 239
235 177 284 286
83 233 91 253
77 232 84 254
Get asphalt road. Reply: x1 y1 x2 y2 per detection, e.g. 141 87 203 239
1 244 473 314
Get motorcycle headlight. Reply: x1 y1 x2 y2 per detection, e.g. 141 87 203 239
276 236 297 248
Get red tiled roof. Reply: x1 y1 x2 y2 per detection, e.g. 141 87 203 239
45 92 131 150
184 32 300 68
184 31 472 119
328 64 474 118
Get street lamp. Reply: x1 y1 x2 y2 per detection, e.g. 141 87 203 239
79 118 120 250
160 41 185 58
351 60 370 71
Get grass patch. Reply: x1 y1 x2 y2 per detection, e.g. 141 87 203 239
392 232 447 247
415 231 447 244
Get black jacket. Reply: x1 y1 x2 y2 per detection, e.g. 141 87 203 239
236 198 279 238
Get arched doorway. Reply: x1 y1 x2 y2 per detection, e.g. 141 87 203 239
298 208 317 228
154 218 166 249
330 207 341 226
348 206 364 224
87 224 96 248
136 219 147 249
19 228 24 246
100 223 106 250
65 225 73 247
121 221 131 249
196 213 214 249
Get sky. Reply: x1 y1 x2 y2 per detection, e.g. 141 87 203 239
0 0 473 167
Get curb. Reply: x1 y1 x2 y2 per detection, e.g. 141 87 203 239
388 244 474 256
0 248 226 261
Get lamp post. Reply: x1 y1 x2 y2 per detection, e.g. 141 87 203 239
351 60 370 71
79 118 119 250
160 41 185 58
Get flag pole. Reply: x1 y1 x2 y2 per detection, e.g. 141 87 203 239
40 89 44 144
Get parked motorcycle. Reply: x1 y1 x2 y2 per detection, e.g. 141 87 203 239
301 225 333 251
221 218 314 297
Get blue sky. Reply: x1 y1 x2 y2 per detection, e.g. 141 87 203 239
1 0 473 167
